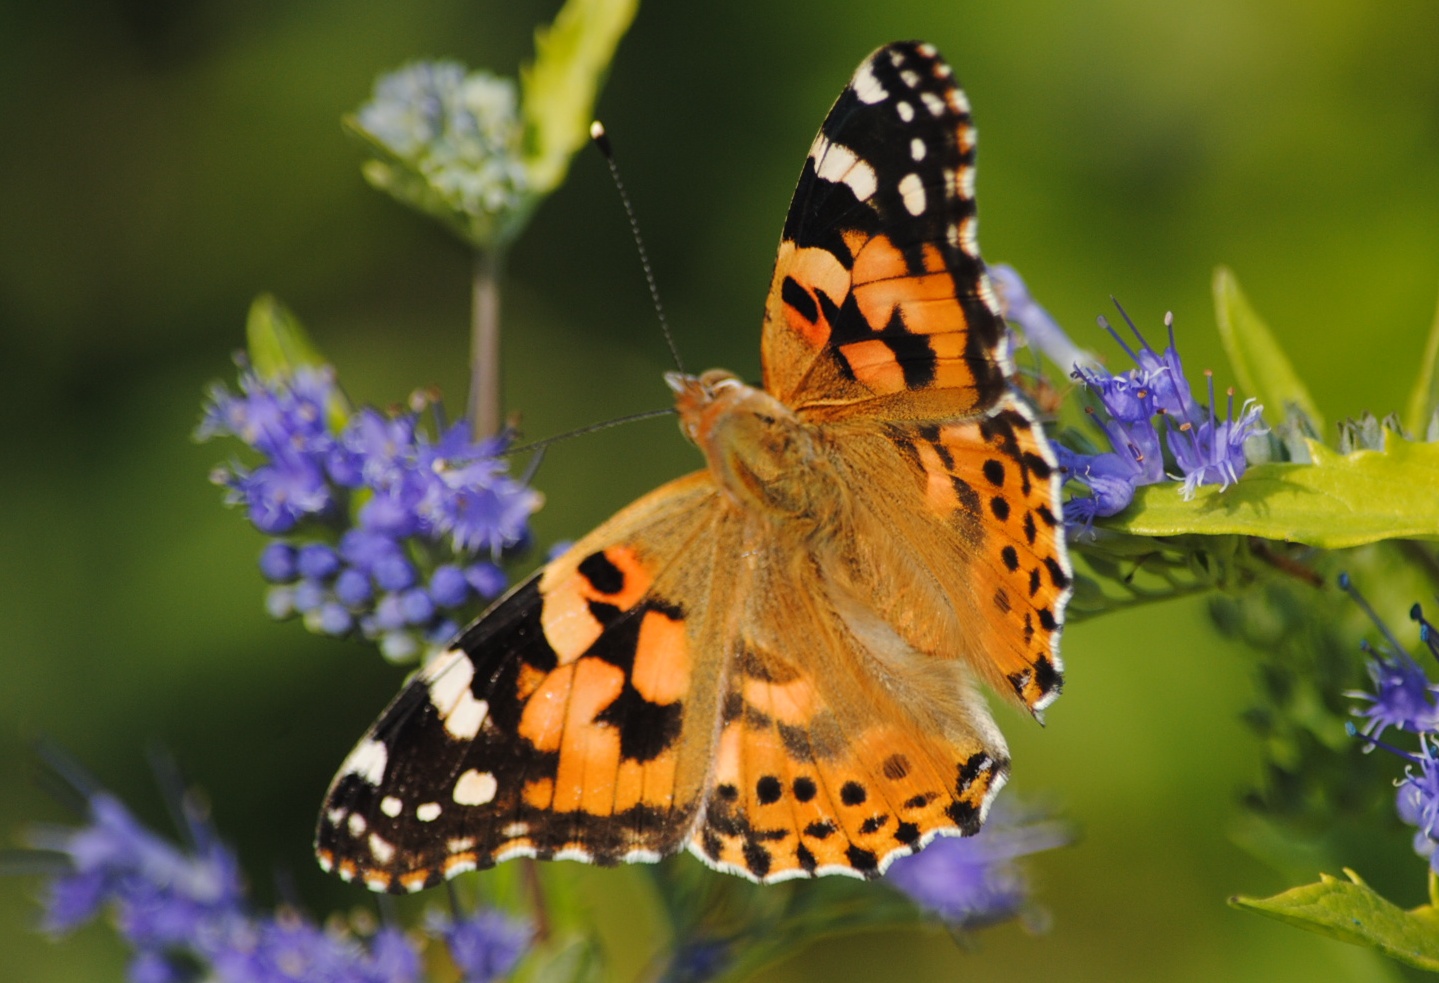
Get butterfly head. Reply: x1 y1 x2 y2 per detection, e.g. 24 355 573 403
667 369 835 524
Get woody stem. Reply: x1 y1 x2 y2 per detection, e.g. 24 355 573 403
469 248 503 439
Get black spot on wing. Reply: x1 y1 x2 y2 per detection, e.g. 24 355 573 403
577 550 625 595
781 275 820 323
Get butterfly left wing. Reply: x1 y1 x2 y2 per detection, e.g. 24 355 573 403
317 472 744 892
761 41 1008 418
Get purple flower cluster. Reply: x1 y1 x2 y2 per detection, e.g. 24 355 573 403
198 365 538 661
997 270 1266 528
1340 573 1439 874
25 770 531 983
884 804 1070 929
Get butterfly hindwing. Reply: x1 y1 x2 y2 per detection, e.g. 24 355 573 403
874 394 1070 714
317 473 733 892
762 41 1008 415
694 601 1009 882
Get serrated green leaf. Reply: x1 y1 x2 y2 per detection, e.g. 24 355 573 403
521 0 638 194
1213 266 1325 434
1231 868 1439 971
1102 434 1439 548
1404 285 1439 437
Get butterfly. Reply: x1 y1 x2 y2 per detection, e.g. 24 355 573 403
316 40 1071 891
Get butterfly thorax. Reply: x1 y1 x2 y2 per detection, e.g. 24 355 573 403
667 369 838 526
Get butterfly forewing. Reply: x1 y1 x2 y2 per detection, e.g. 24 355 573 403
762 41 1008 414
317 473 734 892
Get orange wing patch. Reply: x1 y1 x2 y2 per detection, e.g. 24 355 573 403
692 645 1006 882
317 473 726 892
885 394 1072 714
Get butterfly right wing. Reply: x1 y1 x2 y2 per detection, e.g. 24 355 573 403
316 471 743 893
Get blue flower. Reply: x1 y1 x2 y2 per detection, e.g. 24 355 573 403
1396 740 1439 874
1166 373 1267 498
200 366 541 660
19 753 537 983
425 908 530 983
1341 573 1439 740
996 267 1268 526
991 263 1097 377
1343 575 1439 875
884 805 1071 928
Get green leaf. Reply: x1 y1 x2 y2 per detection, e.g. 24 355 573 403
521 0 638 194
243 294 350 426
1102 434 1439 549
245 294 327 378
1404 285 1439 437
1213 266 1325 435
1231 868 1439 971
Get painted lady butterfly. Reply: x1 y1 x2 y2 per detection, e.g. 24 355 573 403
317 40 1071 890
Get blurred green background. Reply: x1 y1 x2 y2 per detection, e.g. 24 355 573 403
3 1 1438 980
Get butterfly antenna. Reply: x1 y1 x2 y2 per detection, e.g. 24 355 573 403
590 121 686 375
503 407 677 463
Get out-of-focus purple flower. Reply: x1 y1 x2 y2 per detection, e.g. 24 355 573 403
200 366 541 660
884 806 1071 929
1396 742 1439 874
426 908 531 983
991 263 1098 377
994 267 1268 526
18 755 540 983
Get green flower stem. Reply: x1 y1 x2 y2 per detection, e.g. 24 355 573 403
471 248 503 439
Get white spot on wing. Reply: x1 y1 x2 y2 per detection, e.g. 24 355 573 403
347 813 367 837
960 215 979 256
910 138 926 161
898 173 927 216
899 69 919 88
445 856 478 877
896 100 914 122
380 796 403 818
445 696 489 740
978 272 1002 312
326 808 346 827
453 769 498 806
424 649 490 740
340 739 388 786
921 92 946 117
448 836 476 852
851 60 888 104
502 822 530 838
812 136 877 202
917 42 937 57
959 168 976 202
368 833 396 864
416 802 442 822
